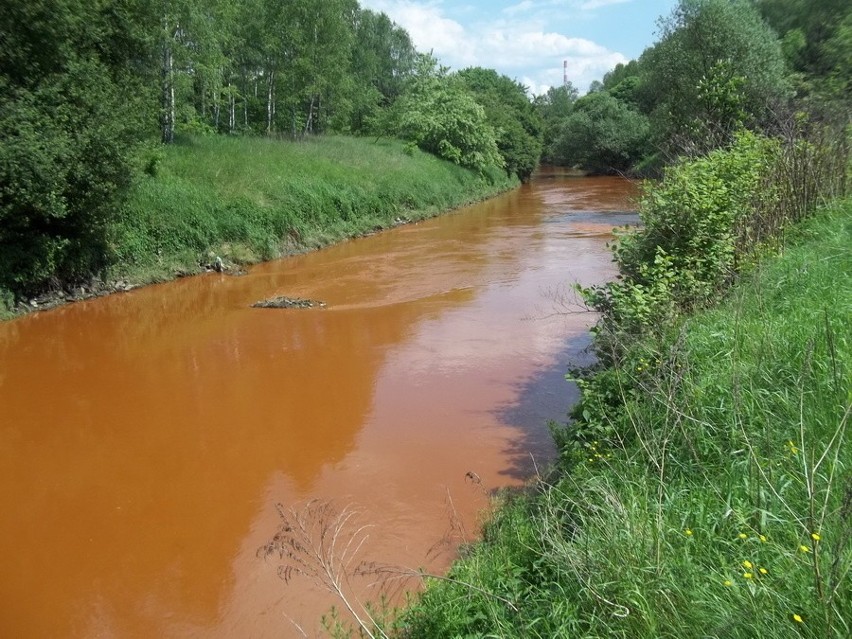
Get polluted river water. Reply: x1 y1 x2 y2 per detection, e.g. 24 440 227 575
0 171 637 638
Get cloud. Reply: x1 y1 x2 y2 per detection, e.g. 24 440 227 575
360 0 629 93
504 0 633 14
362 1 477 64
580 0 632 10
503 0 537 15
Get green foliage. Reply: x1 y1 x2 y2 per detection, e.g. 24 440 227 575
533 84 579 161
456 67 544 181
347 8 416 133
615 132 776 315
755 0 852 95
581 121 848 352
640 0 788 155
387 56 504 173
0 0 151 296
549 92 651 173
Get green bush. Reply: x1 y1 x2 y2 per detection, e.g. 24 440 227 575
583 131 777 344
386 56 504 174
550 92 651 174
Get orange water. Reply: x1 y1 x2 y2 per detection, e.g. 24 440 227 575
0 173 637 637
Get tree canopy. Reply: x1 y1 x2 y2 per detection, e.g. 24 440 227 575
456 67 544 181
535 0 815 173
0 0 154 293
386 56 504 174
549 92 650 174
640 0 788 155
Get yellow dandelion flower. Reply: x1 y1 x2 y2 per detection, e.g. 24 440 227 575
743 572 753 579
738 533 748 540
759 567 768 575
759 534 767 543
811 532 821 542
723 580 733 587
685 529 693 536
799 545 811 553
742 560 753 569
792 614 803 623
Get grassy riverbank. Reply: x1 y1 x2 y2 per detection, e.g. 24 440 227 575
0 135 516 319
395 198 851 638
112 134 516 283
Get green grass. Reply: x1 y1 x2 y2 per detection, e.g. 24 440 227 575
110 134 517 283
394 200 851 638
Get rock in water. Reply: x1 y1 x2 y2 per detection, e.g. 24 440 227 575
251 296 326 309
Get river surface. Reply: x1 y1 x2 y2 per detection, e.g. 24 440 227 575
0 172 636 638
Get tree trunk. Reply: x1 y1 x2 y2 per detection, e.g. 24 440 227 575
242 67 249 130
161 20 176 144
266 70 275 135
228 82 236 134
303 95 315 136
214 82 220 130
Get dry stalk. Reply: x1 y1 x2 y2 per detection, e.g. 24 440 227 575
258 500 388 639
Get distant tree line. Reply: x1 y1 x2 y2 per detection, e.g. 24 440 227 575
0 0 542 298
538 0 851 174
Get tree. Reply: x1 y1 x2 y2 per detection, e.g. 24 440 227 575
456 68 543 181
534 84 579 161
387 56 504 173
0 0 153 295
601 61 644 110
345 8 416 133
754 0 852 103
550 92 651 174
641 0 788 154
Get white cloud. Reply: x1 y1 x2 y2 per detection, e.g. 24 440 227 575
362 1 477 64
503 0 633 14
503 0 537 16
580 0 632 10
360 0 629 93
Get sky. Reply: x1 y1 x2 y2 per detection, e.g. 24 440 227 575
359 0 679 95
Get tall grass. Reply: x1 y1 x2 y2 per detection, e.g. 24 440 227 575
110 134 516 282
395 201 851 638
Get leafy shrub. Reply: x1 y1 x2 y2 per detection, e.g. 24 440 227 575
387 56 504 173
585 131 778 343
550 92 651 173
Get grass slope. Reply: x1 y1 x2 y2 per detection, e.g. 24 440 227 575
111 134 517 283
396 200 851 638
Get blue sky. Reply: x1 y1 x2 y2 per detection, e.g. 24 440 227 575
360 0 678 94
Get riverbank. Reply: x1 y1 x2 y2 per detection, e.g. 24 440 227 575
393 197 851 637
0 135 517 320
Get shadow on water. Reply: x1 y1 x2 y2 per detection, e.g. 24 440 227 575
491 329 599 482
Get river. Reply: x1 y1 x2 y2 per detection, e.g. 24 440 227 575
0 171 637 638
